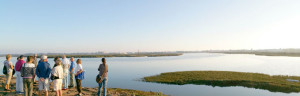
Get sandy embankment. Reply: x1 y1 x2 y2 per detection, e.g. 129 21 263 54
0 75 165 96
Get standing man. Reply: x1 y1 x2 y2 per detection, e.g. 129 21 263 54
36 55 51 96
33 54 38 83
69 57 76 88
15 55 25 94
62 55 70 90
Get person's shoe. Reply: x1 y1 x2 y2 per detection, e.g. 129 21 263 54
4 89 11 91
16 92 24 94
62 88 68 90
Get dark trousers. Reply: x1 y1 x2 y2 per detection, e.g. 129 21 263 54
76 79 82 93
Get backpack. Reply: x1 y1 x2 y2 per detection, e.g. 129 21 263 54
96 74 103 83
21 63 26 77
3 65 7 74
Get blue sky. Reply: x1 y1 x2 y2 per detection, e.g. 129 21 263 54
1 0 300 54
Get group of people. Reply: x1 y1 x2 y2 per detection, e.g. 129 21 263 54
3 54 109 96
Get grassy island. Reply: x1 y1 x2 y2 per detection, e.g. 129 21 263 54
144 71 300 93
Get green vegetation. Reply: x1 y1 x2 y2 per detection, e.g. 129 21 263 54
109 88 166 96
144 71 300 93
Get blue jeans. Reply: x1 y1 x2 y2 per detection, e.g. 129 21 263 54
98 77 107 96
63 70 69 89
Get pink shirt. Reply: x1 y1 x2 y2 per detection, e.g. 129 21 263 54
15 60 25 71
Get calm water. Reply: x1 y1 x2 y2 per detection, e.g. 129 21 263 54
1 53 300 96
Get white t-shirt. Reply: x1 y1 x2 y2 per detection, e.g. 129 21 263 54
4 60 13 73
52 65 64 79
62 58 70 70
75 64 83 74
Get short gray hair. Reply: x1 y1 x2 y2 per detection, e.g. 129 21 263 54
41 55 48 60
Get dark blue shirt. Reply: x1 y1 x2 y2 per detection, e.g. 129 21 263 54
36 61 51 78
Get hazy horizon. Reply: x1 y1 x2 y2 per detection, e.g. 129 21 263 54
1 0 300 54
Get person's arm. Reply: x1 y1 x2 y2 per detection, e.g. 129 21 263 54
76 69 83 76
34 59 37 65
70 68 74 73
106 65 108 72
9 62 14 69
69 63 74 73
98 65 100 71
68 62 70 69
36 64 40 78
46 66 51 78
20 65 24 76
14 62 17 71
67 60 70 69
70 63 74 73
33 66 36 76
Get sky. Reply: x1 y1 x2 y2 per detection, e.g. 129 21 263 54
1 0 300 54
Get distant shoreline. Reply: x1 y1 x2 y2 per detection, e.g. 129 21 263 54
1 53 183 58
203 51 300 57
47 53 183 58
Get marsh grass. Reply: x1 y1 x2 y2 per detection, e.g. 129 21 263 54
144 71 300 93
110 88 167 96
